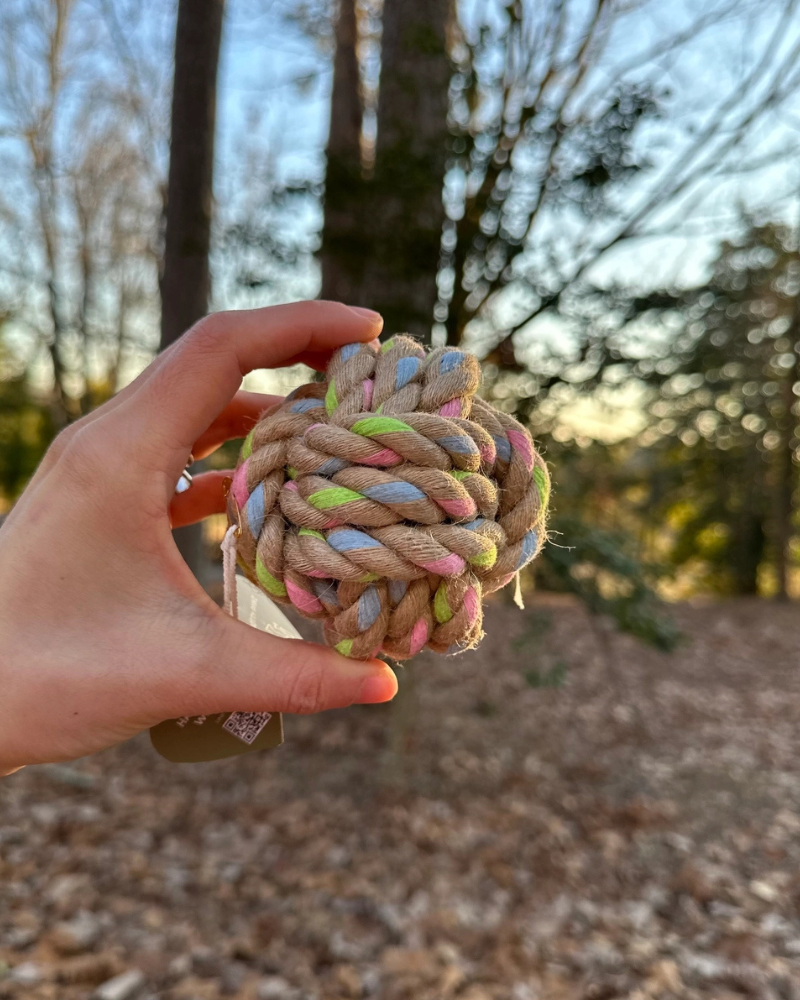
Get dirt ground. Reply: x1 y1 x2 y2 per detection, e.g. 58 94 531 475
3 595 800 1000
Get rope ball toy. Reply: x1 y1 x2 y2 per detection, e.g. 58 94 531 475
226 336 550 660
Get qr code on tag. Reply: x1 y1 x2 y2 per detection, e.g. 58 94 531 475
222 711 273 745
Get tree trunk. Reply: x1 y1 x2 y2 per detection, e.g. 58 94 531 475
733 510 765 596
729 443 766 596
321 0 451 342
361 0 450 342
320 0 366 306
774 352 799 600
160 0 225 579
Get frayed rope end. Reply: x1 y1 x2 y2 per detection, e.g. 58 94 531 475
512 571 525 610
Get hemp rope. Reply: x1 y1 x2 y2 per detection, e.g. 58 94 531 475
227 337 550 660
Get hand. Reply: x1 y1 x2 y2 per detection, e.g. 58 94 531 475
0 301 398 774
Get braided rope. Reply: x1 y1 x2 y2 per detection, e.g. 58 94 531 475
228 336 550 659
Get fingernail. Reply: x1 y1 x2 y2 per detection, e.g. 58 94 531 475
356 668 397 704
347 306 383 323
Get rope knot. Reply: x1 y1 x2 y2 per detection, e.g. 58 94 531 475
230 336 550 659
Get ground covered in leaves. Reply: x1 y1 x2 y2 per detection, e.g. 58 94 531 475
3 596 800 1000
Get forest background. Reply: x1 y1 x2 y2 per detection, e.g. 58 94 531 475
3 0 800 645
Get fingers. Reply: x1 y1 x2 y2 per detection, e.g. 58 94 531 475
119 301 383 451
169 470 231 528
175 618 397 718
190 391 282 460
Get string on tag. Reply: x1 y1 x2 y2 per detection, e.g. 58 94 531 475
221 524 239 619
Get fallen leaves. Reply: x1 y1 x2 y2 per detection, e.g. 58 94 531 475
3 596 800 998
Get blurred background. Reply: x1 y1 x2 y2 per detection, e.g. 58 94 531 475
4 1 800 998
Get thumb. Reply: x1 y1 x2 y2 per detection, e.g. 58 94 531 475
176 613 398 718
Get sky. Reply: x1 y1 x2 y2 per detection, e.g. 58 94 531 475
218 0 800 302
3 0 800 415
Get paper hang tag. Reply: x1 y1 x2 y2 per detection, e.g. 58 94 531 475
150 575 300 762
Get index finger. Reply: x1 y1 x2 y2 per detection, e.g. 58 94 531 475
115 301 383 449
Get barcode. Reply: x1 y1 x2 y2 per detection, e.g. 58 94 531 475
222 711 273 744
